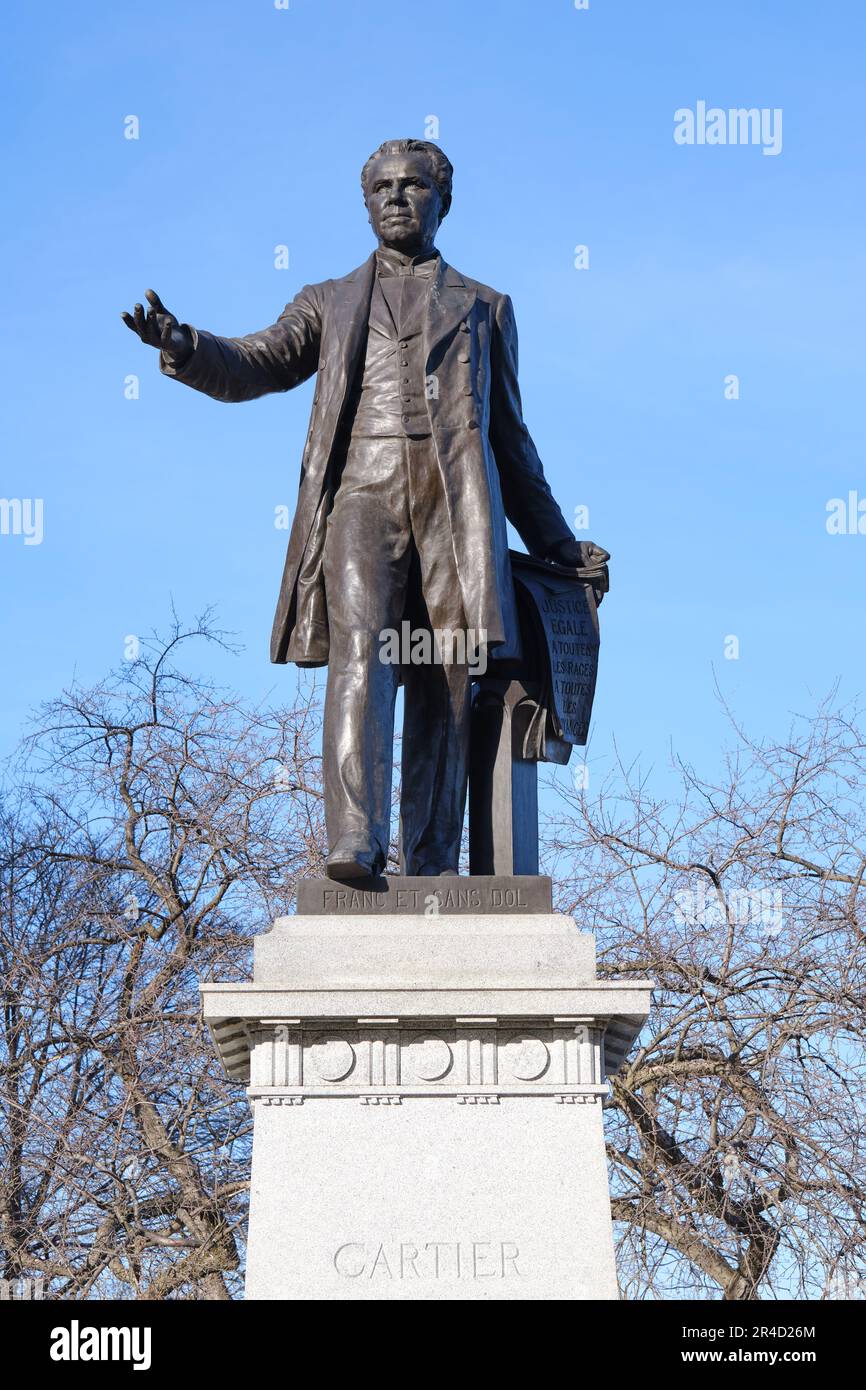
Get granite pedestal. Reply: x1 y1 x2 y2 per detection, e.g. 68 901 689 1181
200 877 652 1300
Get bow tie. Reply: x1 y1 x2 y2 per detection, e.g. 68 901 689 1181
376 250 439 279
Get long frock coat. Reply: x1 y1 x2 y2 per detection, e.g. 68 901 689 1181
161 253 573 666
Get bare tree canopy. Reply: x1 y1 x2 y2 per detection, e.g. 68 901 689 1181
1 622 864 1298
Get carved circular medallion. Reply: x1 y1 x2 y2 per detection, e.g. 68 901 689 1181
503 1035 550 1081
308 1037 355 1083
409 1037 453 1082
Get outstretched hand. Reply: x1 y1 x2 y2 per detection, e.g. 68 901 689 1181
121 289 192 357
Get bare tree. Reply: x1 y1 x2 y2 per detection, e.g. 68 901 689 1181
2 623 864 1298
0 616 325 1298
546 697 866 1299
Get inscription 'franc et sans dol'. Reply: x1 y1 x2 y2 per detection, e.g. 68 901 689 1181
321 885 530 912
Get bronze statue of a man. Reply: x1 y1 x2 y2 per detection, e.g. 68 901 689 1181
123 139 605 880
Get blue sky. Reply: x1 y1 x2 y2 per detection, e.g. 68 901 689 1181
2 0 864 791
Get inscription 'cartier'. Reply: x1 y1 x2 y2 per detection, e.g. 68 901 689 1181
333 1240 522 1279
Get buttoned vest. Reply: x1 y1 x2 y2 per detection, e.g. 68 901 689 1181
346 275 431 437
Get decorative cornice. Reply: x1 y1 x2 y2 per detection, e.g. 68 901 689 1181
229 1021 617 1103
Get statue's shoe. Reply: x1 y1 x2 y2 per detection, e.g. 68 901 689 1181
325 838 384 880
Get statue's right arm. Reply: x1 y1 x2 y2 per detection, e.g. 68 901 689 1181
160 283 323 403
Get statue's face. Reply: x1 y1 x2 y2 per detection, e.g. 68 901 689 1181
365 152 443 254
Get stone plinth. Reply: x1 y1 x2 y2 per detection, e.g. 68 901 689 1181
294 873 553 915
200 901 652 1300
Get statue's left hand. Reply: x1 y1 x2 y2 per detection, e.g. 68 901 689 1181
547 538 610 570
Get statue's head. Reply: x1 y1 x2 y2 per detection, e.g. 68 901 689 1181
361 139 453 254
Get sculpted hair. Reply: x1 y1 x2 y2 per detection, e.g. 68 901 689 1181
361 139 453 218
